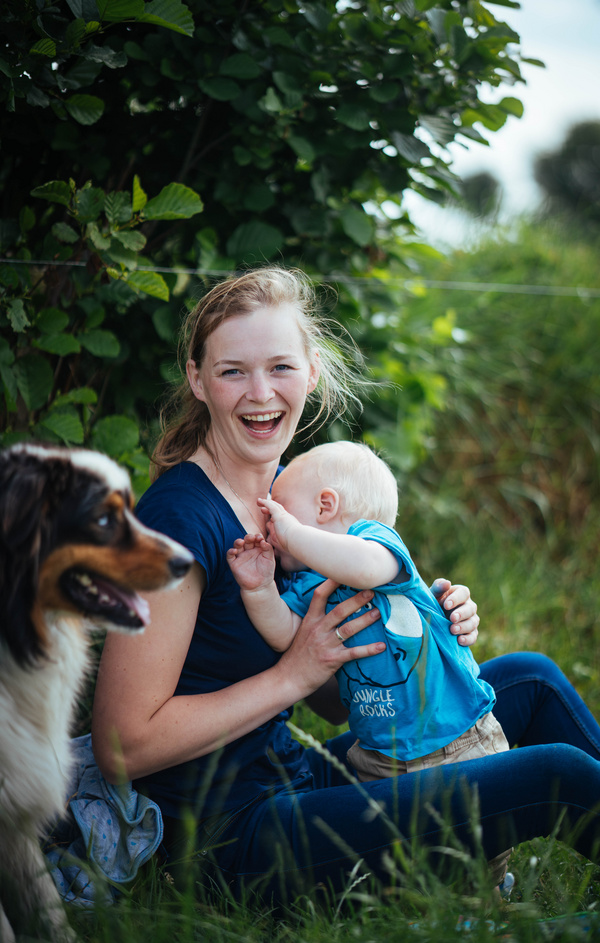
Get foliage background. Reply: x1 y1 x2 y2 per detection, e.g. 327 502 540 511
0 0 530 490
3 1 600 938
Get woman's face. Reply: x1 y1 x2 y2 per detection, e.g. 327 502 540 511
187 304 319 467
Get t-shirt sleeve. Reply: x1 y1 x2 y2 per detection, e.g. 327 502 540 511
281 571 324 619
135 466 225 587
350 519 419 594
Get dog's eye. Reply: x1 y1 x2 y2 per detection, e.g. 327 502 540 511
96 513 112 528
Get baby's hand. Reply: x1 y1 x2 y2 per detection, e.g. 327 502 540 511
227 534 275 591
257 496 300 552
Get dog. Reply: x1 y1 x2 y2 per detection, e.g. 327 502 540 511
0 443 194 942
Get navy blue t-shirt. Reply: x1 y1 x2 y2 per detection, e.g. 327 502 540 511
134 462 312 820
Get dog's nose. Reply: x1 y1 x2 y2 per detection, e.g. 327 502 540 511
169 553 194 579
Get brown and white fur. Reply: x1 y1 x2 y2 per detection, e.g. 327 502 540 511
0 443 193 942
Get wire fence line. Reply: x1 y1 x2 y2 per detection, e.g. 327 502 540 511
2 257 600 298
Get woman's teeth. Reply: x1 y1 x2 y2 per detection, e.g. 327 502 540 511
241 412 283 422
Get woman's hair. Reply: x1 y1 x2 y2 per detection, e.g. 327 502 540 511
151 267 367 478
289 441 399 528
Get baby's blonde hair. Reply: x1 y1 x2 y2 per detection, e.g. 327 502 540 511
289 441 398 528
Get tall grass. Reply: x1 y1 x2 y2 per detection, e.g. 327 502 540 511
70 222 600 940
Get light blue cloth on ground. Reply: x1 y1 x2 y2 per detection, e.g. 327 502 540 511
45 734 163 907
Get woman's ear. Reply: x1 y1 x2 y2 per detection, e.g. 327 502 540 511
317 487 340 523
186 359 205 402
307 351 320 395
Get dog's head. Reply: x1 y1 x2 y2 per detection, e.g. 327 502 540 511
0 443 194 666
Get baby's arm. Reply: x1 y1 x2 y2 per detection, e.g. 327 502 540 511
259 498 399 589
226 534 301 652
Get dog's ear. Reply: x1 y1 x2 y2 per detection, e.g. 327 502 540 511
0 449 71 666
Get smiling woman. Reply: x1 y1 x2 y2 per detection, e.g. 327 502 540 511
88 266 600 908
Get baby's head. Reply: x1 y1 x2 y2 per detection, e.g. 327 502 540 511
271 441 398 532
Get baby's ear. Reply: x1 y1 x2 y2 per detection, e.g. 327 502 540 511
317 488 340 523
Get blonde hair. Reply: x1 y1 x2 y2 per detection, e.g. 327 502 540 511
289 441 398 528
151 267 367 478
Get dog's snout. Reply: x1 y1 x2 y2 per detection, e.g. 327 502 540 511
169 552 194 580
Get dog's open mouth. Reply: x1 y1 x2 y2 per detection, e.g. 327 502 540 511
61 569 151 629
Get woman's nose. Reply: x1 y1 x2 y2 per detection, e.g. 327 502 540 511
247 372 275 402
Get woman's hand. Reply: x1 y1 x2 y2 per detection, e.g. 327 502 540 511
275 579 384 697
431 578 479 647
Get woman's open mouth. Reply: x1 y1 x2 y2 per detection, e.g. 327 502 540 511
240 411 284 435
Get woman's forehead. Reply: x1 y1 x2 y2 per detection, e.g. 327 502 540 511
206 304 309 358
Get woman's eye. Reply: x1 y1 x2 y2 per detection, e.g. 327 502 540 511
273 363 292 372
222 368 240 376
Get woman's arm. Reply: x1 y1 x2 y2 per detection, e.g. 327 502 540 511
92 569 383 783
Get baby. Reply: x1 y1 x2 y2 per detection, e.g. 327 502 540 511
227 441 510 882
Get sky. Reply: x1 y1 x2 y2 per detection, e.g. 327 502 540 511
402 0 600 246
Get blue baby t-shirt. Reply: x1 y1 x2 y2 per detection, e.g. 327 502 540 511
281 519 495 760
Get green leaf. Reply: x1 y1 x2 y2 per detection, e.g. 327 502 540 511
419 115 459 145
37 308 69 333
243 184 275 212
91 414 139 457
126 270 170 300
31 180 71 207
19 206 36 233
152 305 177 341
79 329 120 357
30 39 57 57
288 135 316 163
75 187 105 222
98 0 144 20
0 338 15 366
226 221 284 261
499 96 524 118
220 54 262 80
107 238 137 268
0 362 17 406
301 4 331 31
111 229 146 250
34 333 82 355
260 87 284 113
0 265 19 290
7 299 30 332
86 222 111 250
14 354 53 410
52 222 79 244
105 191 132 226
391 131 430 163
370 83 401 104
40 409 84 445
132 174 147 212
137 0 194 37
53 387 98 407
199 77 241 101
142 183 203 220
340 206 373 246
336 104 370 130
273 72 302 95
233 146 252 166
84 41 128 68
65 94 105 126
26 86 51 107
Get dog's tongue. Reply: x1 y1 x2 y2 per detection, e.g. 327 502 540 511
94 577 151 625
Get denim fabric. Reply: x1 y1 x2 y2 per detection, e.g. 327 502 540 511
176 653 600 903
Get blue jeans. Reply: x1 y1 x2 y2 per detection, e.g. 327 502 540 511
186 653 600 902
